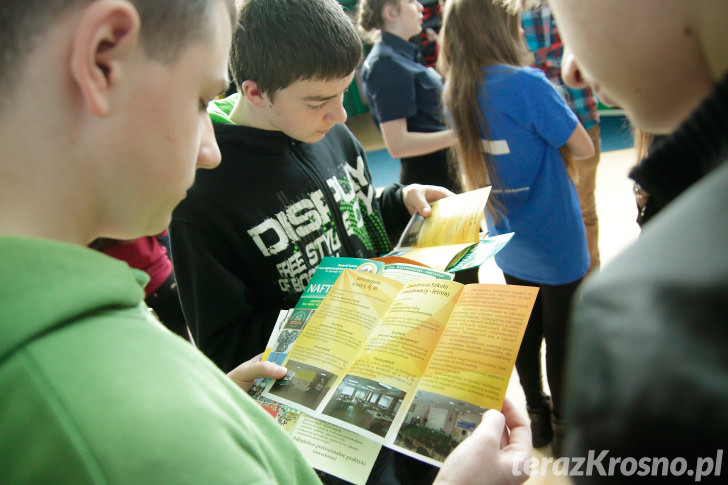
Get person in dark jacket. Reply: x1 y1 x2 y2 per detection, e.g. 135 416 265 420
170 0 452 374
541 0 728 481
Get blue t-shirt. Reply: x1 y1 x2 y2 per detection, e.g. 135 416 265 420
361 32 445 133
478 65 589 284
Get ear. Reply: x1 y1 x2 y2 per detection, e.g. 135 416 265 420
70 1 140 116
383 4 399 23
242 80 269 108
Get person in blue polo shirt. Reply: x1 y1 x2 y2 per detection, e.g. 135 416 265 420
358 0 458 191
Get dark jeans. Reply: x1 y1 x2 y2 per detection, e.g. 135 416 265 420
504 273 582 418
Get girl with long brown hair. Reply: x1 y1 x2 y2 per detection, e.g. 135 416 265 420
438 0 594 456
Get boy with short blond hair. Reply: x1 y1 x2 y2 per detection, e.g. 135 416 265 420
0 0 322 482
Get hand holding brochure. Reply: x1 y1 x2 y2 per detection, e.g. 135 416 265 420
388 187 513 272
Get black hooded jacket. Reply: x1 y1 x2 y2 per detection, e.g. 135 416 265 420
171 120 410 371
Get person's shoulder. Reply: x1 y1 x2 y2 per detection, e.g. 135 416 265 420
9 316 300 482
520 65 548 78
484 66 546 103
510 65 553 88
362 46 410 80
212 121 257 143
366 40 395 61
30 312 242 424
212 124 289 163
568 164 728 462
495 66 566 113
485 65 535 86
573 159 728 344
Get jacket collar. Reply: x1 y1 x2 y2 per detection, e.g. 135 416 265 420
381 31 421 63
630 73 728 206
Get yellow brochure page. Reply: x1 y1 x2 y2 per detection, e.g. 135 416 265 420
283 270 402 374
416 186 489 246
262 270 404 417
260 268 538 470
397 187 490 249
348 279 462 392
334 279 463 441
387 283 538 467
419 283 539 410
262 271 463 443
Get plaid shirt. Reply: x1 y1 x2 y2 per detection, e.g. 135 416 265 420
522 7 599 129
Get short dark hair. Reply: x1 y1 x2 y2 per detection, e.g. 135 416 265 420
231 0 363 96
0 0 237 98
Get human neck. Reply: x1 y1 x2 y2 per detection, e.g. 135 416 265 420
0 188 97 246
0 125 98 246
229 93 279 131
384 26 416 42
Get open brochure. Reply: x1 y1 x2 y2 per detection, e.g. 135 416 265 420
254 266 538 482
252 257 457 483
388 187 513 272
263 257 455 366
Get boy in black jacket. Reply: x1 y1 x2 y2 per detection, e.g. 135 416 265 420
170 0 452 373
